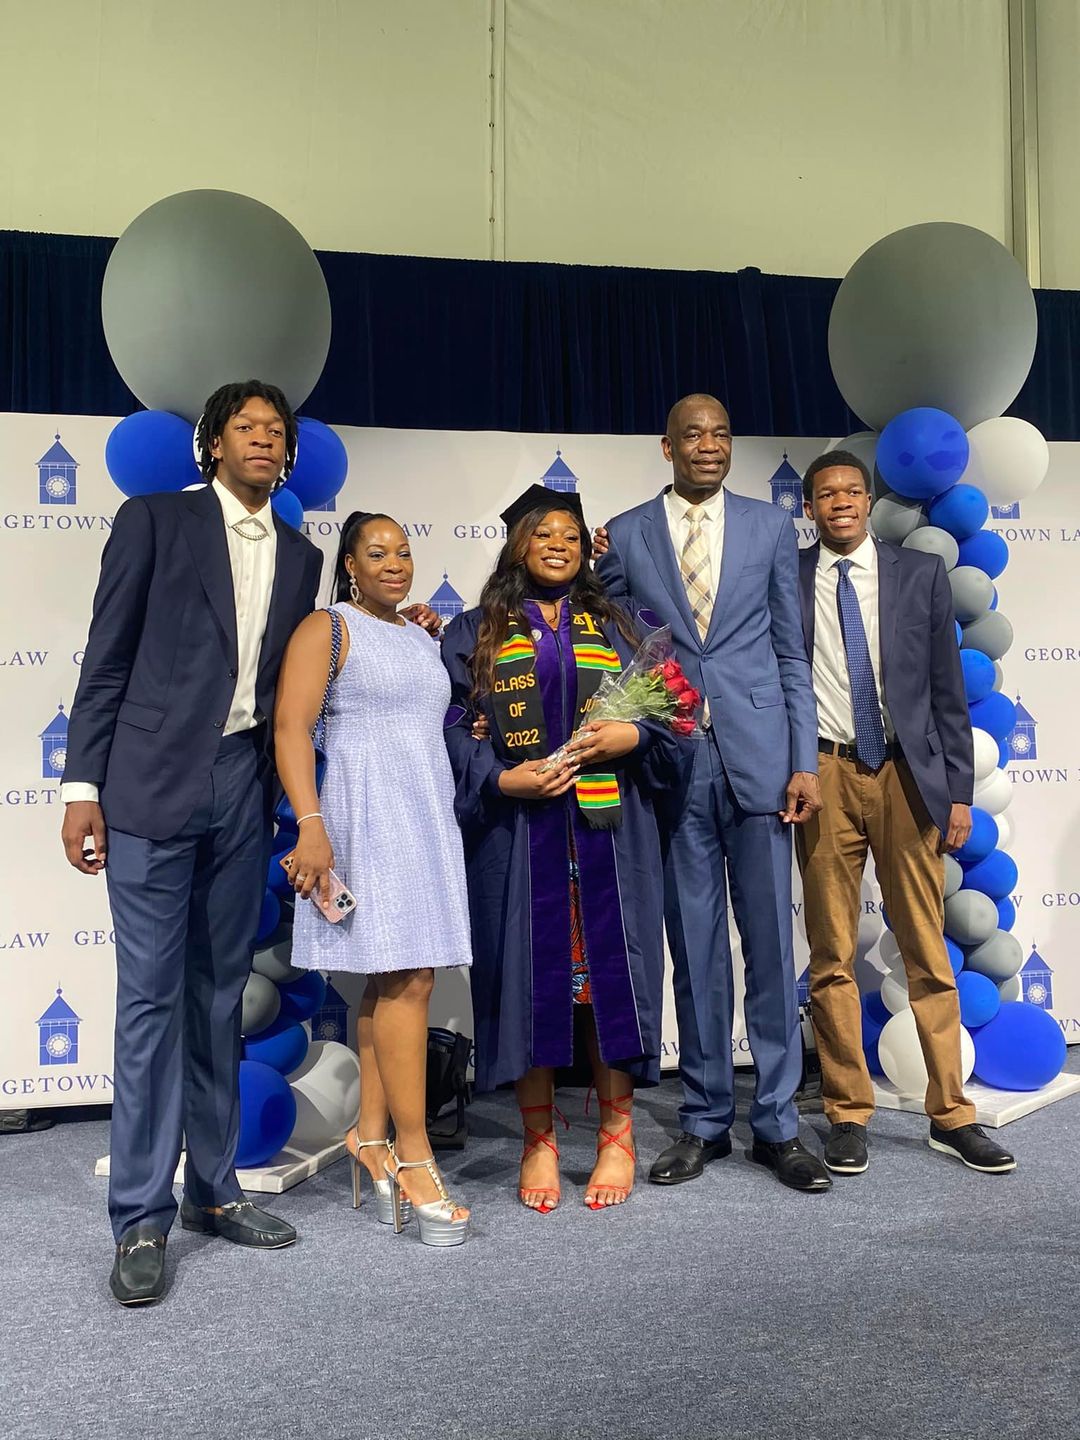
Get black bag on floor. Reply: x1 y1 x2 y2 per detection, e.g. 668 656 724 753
425 1028 471 1150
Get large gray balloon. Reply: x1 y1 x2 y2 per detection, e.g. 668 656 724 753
241 972 282 1037
962 611 1015 661
964 930 1024 982
828 223 1037 431
992 660 1005 693
903 525 959 571
252 938 302 985
870 493 926 543
949 566 994 623
943 855 964 900
944 890 998 947
102 190 331 422
998 974 1022 1002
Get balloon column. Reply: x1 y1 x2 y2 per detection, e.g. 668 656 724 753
99 189 348 522
828 222 1066 1097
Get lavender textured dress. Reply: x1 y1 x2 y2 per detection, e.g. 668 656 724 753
291 603 472 975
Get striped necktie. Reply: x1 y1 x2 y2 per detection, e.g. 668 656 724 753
835 558 887 769
681 505 713 643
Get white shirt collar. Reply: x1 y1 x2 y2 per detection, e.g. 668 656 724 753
818 532 875 573
212 477 274 531
666 484 726 521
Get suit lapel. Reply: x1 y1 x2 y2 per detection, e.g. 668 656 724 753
181 486 238 664
641 492 698 640
704 490 747 645
800 542 819 658
259 513 308 675
875 538 900 687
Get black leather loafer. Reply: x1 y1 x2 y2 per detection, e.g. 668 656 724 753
180 1197 297 1248
648 1131 732 1185
824 1122 869 1175
110 1222 166 1306
928 1122 1016 1173
750 1137 833 1192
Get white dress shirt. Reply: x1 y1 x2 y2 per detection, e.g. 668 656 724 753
664 484 726 593
813 534 893 744
61 480 277 804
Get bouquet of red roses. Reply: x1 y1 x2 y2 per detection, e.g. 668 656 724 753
540 624 702 771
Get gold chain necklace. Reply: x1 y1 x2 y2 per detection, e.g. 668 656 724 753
348 599 404 627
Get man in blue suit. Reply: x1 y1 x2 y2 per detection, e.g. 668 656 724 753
596 393 831 1193
797 450 1014 1176
61 381 324 1304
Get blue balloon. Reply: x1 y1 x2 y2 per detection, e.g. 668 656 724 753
864 990 891 1028
277 969 327 1022
960 649 995 705
271 487 305 530
945 937 965 976
876 408 969 501
972 1001 1067 1091
256 889 280 944
927 483 989 541
955 621 963 646
996 896 1016 932
288 417 349 510
998 738 1011 769
243 1015 309 1076
960 848 1018 902
955 971 1001 1030
236 1059 297 1167
954 807 998 864
105 410 202 497
957 529 1009 579
861 996 885 1077
969 691 1017 743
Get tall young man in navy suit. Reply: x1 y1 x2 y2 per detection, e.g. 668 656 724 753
798 450 1014 1176
596 394 831 1194
61 381 324 1304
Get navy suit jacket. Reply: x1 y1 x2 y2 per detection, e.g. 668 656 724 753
64 484 323 840
597 488 818 815
798 539 973 836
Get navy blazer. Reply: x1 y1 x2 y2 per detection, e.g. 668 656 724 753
598 488 818 815
64 484 323 840
798 539 973 836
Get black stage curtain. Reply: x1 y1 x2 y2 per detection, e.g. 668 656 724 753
1 228 1076 439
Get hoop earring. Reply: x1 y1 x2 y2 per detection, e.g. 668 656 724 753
349 577 360 604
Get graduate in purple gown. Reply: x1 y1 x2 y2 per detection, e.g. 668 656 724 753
442 485 689 1213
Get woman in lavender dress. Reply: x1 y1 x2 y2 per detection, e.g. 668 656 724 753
274 512 472 1246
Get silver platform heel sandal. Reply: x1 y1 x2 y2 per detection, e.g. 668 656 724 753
347 1132 412 1226
386 1153 469 1247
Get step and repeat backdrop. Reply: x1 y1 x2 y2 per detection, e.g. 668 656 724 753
1 413 1076 1105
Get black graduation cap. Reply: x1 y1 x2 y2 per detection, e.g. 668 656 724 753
499 483 586 533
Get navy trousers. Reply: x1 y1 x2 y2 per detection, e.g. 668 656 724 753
105 730 269 1239
663 729 802 1143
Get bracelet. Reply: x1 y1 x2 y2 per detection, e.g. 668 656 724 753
296 812 323 825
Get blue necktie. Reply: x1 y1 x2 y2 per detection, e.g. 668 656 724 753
835 558 887 769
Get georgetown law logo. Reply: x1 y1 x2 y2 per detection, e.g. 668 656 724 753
3 428 113 533
428 573 465 620
37 986 80 1065
40 702 69 779
1005 697 1038 762
769 453 803 517
1020 945 1054 1010
310 980 349 1044
38 433 78 505
991 502 1021 520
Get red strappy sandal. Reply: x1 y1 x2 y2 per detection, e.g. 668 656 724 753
585 1091 636 1209
518 1102 568 1214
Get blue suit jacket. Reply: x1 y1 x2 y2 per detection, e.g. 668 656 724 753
597 488 818 814
64 484 323 840
798 539 974 836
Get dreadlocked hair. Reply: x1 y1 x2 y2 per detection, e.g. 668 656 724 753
471 504 639 699
332 511 397 602
195 380 298 483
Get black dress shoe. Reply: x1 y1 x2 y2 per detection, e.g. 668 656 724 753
928 1122 1016 1173
750 1137 833 1192
110 1222 166 1306
180 1197 297 1247
824 1122 869 1175
648 1131 732 1185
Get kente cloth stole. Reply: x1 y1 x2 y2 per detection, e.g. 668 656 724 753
489 609 624 828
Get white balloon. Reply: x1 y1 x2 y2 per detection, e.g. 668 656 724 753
287 1039 360 1148
994 810 1015 851
881 970 910 1014
972 728 1000 784
879 1009 975 1098
856 906 883 957
878 931 903 971
974 768 1013 816
943 855 964 899
903 525 960 571
998 975 1022 1002
966 417 1049 505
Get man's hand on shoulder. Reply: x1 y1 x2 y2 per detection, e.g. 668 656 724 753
62 801 107 874
780 771 821 825
941 803 973 855
592 526 611 559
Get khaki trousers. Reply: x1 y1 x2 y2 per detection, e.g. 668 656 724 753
795 753 975 1129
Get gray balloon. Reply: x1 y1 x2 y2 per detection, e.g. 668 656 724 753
944 890 998 947
964 930 1024 982
949 566 994 623
252 938 302 985
241 972 282 1037
871 493 927 543
992 660 1005 693
903 525 959 571
943 855 964 899
998 974 1022 1002
962 611 1015 661
828 222 1037 431
102 189 331 421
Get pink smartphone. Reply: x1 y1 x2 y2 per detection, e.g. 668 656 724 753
279 855 357 924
